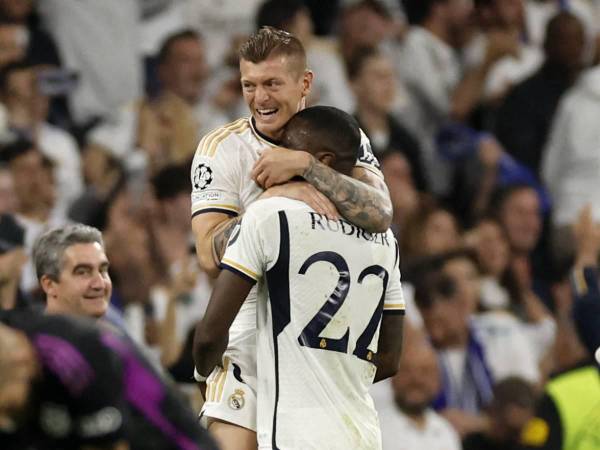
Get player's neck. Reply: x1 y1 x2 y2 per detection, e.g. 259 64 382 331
251 117 281 144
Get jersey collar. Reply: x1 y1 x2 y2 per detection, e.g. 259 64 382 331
250 117 279 147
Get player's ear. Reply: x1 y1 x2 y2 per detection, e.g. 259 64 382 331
301 70 313 96
315 151 335 168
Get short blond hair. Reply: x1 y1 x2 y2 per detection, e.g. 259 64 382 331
239 26 306 76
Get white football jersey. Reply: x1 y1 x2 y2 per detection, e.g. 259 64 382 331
190 117 383 358
221 196 405 450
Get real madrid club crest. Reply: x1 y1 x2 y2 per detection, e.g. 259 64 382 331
193 163 213 190
228 389 245 410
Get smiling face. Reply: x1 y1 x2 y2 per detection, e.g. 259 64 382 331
43 242 112 319
240 54 312 140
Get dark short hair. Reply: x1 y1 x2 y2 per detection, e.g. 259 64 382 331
414 271 457 310
151 164 190 200
343 0 391 19
281 106 360 176
346 46 380 80
157 29 202 65
488 183 537 218
491 377 536 411
402 0 446 25
0 60 35 92
239 26 306 74
0 137 35 164
255 0 306 31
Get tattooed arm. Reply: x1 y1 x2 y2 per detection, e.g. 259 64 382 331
192 213 242 278
252 147 393 233
304 159 393 233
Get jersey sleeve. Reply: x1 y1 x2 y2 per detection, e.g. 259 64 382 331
220 204 272 283
190 131 242 217
383 238 405 314
355 128 383 178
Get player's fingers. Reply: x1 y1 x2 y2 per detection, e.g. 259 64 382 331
251 161 264 181
318 192 340 221
263 174 274 189
312 190 339 221
254 169 266 187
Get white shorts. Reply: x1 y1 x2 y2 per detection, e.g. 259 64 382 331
200 350 257 431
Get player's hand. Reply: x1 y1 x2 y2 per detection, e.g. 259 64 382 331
261 181 340 221
252 146 312 188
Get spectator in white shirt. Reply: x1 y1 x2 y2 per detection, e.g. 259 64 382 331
373 337 461 450
398 0 516 195
415 262 539 437
542 65 600 266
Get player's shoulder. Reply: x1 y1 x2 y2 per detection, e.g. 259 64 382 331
194 117 251 158
245 197 308 222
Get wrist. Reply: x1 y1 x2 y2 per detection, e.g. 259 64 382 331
300 152 316 178
194 367 208 382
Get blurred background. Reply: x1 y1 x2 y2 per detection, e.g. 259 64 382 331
0 1 599 448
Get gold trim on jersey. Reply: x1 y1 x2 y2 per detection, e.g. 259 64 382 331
192 204 241 214
383 303 405 310
248 116 278 147
199 118 249 157
221 258 258 280
206 357 231 402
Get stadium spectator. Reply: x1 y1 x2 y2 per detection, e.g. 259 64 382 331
400 198 461 265
0 212 25 310
466 217 556 364
0 62 83 216
0 0 60 67
542 63 600 264
0 309 219 450
256 0 355 112
374 337 461 450
102 186 160 355
157 29 235 138
0 165 16 214
491 184 545 295
463 377 537 450
148 164 212 367
397 0 510 195
348 46 428 191
1 139 66 297
415 265 539 437
32 224 111 319
466 0 542 104
68 142 124 228
37 0 143 128
570 205 600 364
338 0 395 62
182 0 263 69
494 11 586 176
379 150 419 238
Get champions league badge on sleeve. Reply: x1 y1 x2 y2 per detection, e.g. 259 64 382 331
193 164 214 190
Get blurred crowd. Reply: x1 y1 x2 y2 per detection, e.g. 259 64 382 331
0 0 599 448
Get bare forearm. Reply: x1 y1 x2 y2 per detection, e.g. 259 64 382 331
211 216 242 262
302 158 392 233
193 328 228 377
450 60 493 121
374 351 400 382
